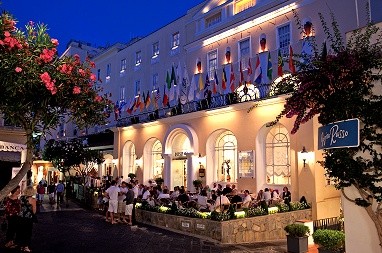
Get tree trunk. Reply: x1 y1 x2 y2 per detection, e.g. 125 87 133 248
0 147 33 200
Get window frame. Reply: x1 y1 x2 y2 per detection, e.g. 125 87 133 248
238 37 251 68
152 42 160 58
120 58 127 72
172 32 180 49
135 51 142 66
207 49 218 80
277 22 291 56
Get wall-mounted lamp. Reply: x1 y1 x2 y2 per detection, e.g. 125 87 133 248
301 146 309 168
198 153 205 178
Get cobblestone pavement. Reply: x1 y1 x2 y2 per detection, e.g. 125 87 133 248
0 200 288 253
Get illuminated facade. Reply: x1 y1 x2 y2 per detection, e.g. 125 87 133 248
58 0 382 220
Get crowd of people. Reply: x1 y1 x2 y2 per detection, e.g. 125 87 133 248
96 178 295 222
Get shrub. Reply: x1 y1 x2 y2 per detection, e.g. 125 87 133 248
245 206 267 218
284 224 310 237
276 202 290 212
312 229 345 251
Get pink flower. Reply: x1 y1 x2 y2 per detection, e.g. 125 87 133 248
90 74 96 81
78 69 86 76
94 96 102 102
51 38 59 46
15 67 22 73
73 86 81 94
39 48 56 63
4 31 10 37
40 72 51 84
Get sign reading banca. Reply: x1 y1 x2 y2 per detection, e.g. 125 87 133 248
318 118 360 150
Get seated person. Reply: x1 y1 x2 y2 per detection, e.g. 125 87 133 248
256 189 264 203
176 188 190 205
242 190 252 208
157 188 170 200
142 186 151 201
222 183 233 195
197 189 211 211
263 188 272 205
210 190 217 202
230 189 243 206
271 188 281 203
214 192 230 212
170 186 180 199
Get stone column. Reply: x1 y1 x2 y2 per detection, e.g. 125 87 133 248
186 153 196 192
163 154 172 189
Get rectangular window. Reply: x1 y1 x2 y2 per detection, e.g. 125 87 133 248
278 23 291 55
239 38 250 67
97 69 101 81
135 80 140 96
152 42 159 57
120 59 126 72
152 73 158 90
207 50 218 80
172 32 180 49
135 51 142 65
205 12 222 28
120 86 125 101
106 63 111 77
235 0 255 14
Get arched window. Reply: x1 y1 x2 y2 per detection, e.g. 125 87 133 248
215 131 237 182
123 141 136 176
266 124 290 184
152 140 163 179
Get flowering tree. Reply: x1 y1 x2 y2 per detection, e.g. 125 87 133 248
42 139 104 184
0 12 112 199
270 12 382 245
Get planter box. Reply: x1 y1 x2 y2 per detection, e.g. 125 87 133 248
287 235 308 253
136 209 312 244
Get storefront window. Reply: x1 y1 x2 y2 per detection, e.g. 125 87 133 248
215 131 237 182
265 124 290 184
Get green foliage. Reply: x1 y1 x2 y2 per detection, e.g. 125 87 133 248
275 202 290 213
245 206 267 218
154 177 164 185
312 229 345 250
127 173 136 181
284 224 310 237
289 201 311 211
270 9 382 208
42 138 104 175
210 210 231 221
192 179 202 188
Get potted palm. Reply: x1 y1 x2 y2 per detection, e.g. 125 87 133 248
312 229 345 253
284 223 310 253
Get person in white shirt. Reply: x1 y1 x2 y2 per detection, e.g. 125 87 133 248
242 190 252 208
214 192 230 212
170 186 180 199
105 180 120 224
142 186 151 200
263 188 272 205
197 189 211 211
157 188 170 200
118 182 128 223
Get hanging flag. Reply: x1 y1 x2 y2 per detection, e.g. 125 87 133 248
166 70 171 90
213 69 219 94
267 51 273 82
222 66 227 91
198 73 204 91
278 49 284 77
289 45 296 74
229 63 236 92
188 74 196 101
169 65 176 102
239 61 244 85
254 55 262 85
114 102 119 121
152 90 159 109
162 85 169 107
205 73 210 90
127 98 136 115
145 91 151 108
247 58 253 82
140 91 146 111
180 64 189 104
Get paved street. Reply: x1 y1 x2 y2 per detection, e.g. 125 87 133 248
0 199 290 253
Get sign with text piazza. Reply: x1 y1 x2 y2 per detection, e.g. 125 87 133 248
318 118 360 150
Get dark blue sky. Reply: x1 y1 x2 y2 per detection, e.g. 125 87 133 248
1 0 205 54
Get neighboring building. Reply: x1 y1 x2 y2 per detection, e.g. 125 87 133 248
55 0 380 221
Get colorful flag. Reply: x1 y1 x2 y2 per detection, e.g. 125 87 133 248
162 85 169 107
247 58 252 82
239 61 244 85
133 94 141 112
198 73 204 91
152 90 159 109
188 74 196 101
267 51 273 82
254 55 262 85
222 66 227 91
169 65 176 101
213 69 219 94
166 70 171 90
140 91 145 111
127 98 136 115
205 73 210 89
289 45 296 74
277 49 284 77
145 90 151 108
229 63 236 92
180 64 190 104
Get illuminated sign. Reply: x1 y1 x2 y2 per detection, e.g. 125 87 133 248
0 141 26 152
318 119 360 149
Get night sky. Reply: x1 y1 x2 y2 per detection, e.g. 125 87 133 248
1 0 205 54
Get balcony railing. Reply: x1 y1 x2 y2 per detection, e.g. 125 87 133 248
117 83 274 128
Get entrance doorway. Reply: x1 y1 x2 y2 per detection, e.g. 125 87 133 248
0 161 20 190
171 159 187 188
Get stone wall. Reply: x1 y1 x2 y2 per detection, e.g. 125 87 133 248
136 209 312 244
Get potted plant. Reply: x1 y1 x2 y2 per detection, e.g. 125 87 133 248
284 223 310 253
312 229 345 253
154 177 164 186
